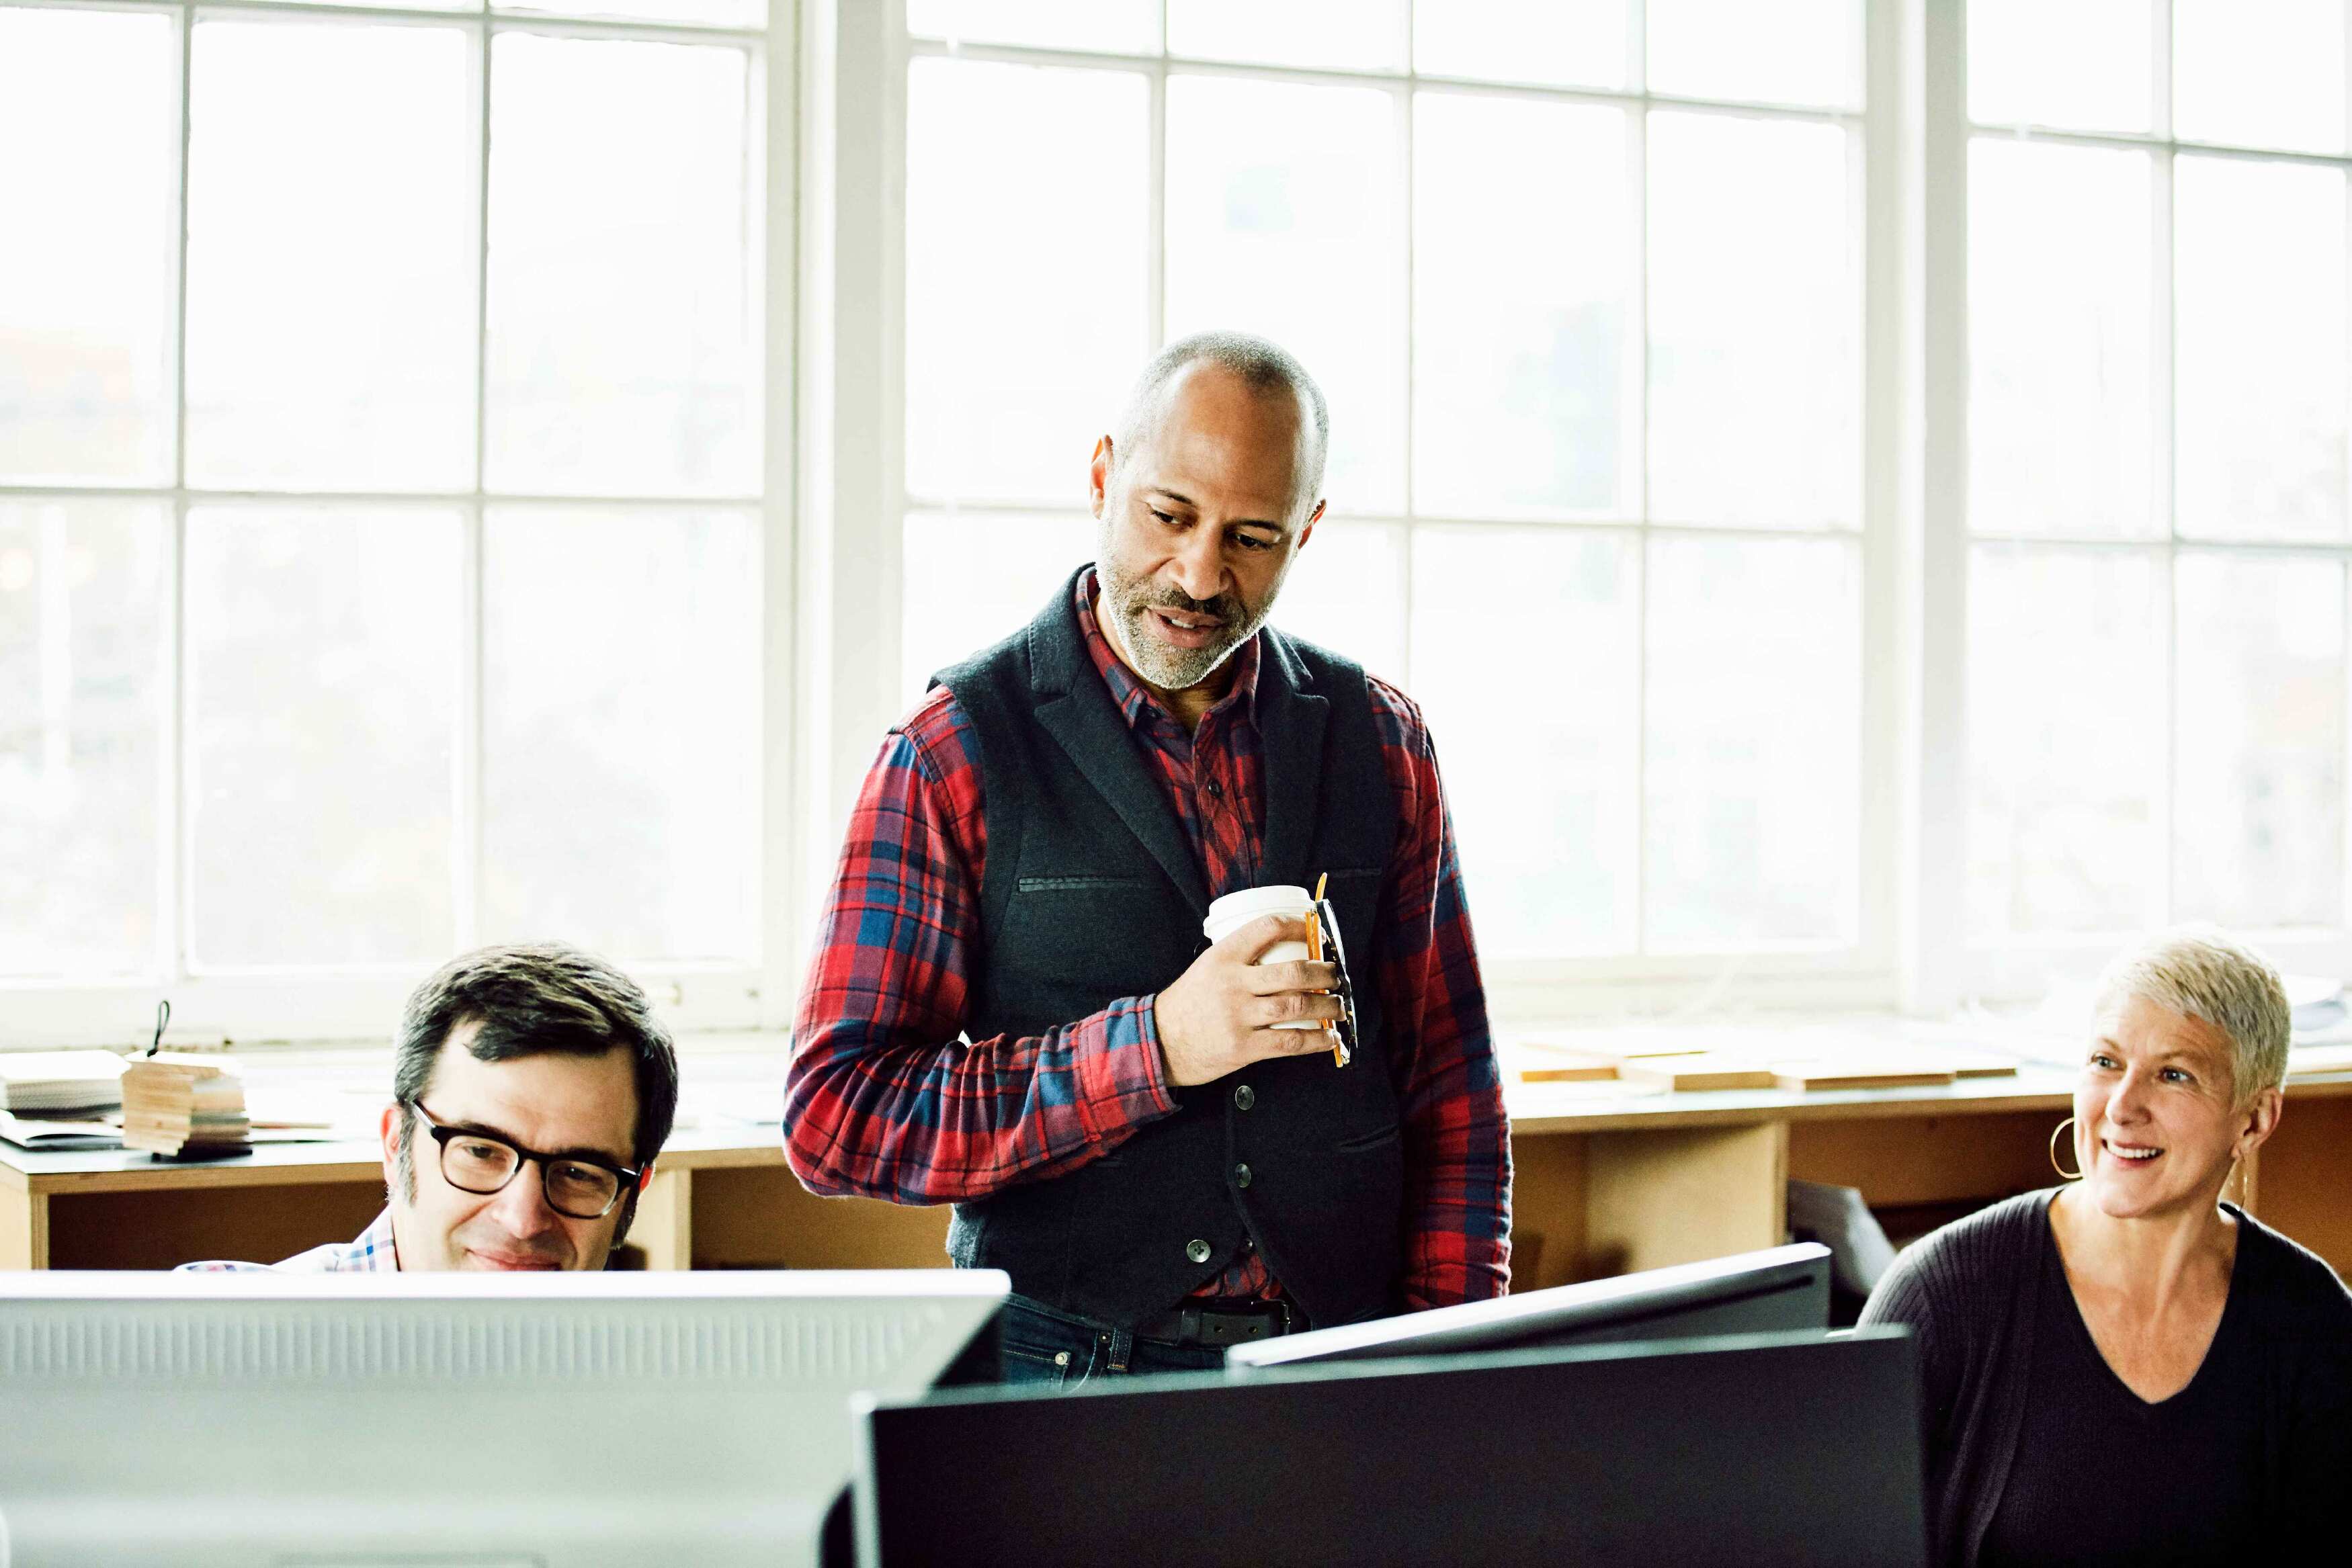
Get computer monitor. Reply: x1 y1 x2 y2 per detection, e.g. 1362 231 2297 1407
856 1326 1925 1567
0 1267 1006 1568
1227 1241 1832 1370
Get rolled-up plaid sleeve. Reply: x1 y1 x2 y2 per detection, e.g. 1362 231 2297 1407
784 688 1179 1205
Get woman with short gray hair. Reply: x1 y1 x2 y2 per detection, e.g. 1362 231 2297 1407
1861 926 2352 1567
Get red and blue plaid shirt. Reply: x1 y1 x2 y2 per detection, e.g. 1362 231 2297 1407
786 569 1510 1310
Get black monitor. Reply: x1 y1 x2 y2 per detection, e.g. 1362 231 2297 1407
1228 1240 1832 1370
855 1326 1925 1567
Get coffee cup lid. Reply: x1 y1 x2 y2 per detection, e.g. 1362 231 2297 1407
1204 885 1314 935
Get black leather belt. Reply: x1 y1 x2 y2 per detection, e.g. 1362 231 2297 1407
1132 1300 1296 1346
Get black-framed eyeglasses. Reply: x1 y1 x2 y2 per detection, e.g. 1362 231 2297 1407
407 1102 641 1221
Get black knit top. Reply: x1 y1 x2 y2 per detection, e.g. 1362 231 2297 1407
1859 1189 2352 1568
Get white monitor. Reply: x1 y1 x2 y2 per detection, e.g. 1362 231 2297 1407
1226 1242 1831 1370
0 1267 1007 1568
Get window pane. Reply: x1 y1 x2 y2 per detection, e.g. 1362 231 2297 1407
1967 546 2163 938
1169 0 1404 72
185 20 476 492
2174 157 2347 542
1167 76 1404 512
0 502 165 978
1415 94 1630 519
1263 519 1406 685
487 34 757 498
2175 554 2345 930
1646 0 1858 110
902 511 1095 705
908 0 1156 52
1645 537 1858 949
2173 0 2345 155
1968 0 2151 132
497 0 765 28
187 507 459 968
1648 113 1857 528
1968 140 2154 536
482 509 759 961
1410 526 1638 958
0 9 175 486
907 60 1148 505
1413 0 1627 89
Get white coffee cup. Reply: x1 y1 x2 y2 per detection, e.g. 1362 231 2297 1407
1203 885 1322 1031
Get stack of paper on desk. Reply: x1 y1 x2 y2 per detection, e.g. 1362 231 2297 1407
121 1054 249 1156
1507 1037 1622 1083
1615 1054 1778 1092
0 1111 122 1151
0 1051 129 1115
1769 1059 1958 1092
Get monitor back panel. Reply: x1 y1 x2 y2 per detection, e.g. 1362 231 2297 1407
860 1328 1926 1568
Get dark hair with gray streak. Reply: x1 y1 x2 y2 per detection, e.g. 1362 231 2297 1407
390 943 679 1242
1114 330 1331 506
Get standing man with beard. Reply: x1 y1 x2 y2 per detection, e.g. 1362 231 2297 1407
786 333 1509 1382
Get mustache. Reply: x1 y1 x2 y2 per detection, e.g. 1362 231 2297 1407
1131 586 1240 623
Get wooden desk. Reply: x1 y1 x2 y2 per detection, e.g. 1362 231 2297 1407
9 1064 2351 1283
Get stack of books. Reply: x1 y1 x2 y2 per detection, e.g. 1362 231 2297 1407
0 1051 129 1116
120 1054 249 1156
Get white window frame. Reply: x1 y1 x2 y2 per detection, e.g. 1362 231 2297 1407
831 0 1915 1023
1941 0 2352 1003
26 1 2344 1047
0 0 803 1047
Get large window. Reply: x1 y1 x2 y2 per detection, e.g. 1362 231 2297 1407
896 0 1876 995
13 0 2352 1044
0 0 768 1039
1964 0 2352 990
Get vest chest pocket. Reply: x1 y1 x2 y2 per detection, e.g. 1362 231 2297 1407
1016 875 1154 893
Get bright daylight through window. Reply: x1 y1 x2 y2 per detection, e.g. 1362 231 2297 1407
0 0 765 1031
7 0 2352 1037
901 0 1867 982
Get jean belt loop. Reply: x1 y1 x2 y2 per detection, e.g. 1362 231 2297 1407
1107 1327 1133 1374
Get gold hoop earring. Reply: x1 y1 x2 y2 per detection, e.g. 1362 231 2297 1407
2048 1117 2083 1182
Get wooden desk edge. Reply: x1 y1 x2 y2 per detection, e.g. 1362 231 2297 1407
13 1073 2352 1190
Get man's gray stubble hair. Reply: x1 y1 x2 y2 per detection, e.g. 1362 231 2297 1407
1109 331 1331 511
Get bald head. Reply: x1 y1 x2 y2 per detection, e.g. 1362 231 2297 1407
1111 331 1329 513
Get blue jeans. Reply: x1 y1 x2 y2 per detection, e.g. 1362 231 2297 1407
995 1294 1228 1388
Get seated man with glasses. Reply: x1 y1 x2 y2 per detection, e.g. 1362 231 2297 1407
182 943 679 1273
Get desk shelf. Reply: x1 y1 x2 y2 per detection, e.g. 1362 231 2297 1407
8 1068 2351 1287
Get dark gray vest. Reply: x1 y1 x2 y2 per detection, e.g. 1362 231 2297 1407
933 568 1404 1330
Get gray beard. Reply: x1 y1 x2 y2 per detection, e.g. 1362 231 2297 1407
1099 562 1269 690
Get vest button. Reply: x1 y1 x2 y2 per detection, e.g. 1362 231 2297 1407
1233 1084 1255 1111
1233 1162 1252 1188
1185 1237 1212 1264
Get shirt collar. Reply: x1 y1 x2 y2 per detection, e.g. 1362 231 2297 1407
345 1206 402 1272
1076 566 1261 732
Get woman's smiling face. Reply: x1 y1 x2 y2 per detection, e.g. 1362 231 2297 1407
2074 994 2255 1220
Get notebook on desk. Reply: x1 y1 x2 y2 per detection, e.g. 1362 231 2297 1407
0 1111 122 1152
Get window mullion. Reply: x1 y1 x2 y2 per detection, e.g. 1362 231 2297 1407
162 0 196 992
1147 54 1167 348
1630 2 1652 958
1855 0 1902 980
456 13 491 952
1900 0 1970 1012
